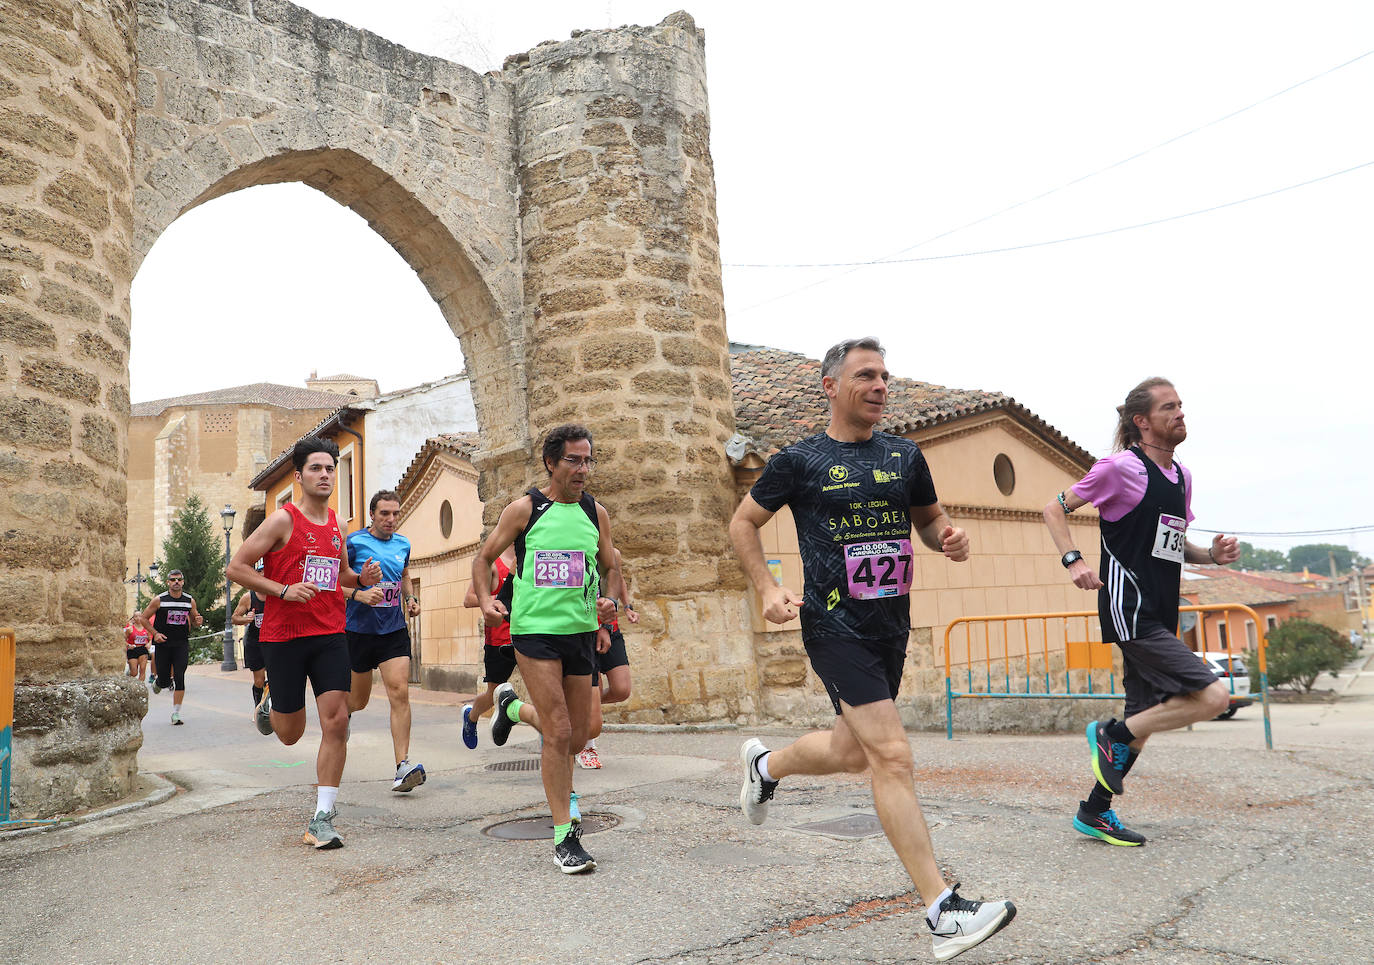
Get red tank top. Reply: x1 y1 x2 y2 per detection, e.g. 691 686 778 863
260 503 346 642
483 557 512 648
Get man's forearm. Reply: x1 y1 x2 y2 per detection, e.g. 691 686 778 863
729 519 777 593
916 513 951 553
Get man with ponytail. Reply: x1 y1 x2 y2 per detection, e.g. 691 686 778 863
1043 378 1239 847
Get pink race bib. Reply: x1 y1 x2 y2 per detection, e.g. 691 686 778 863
303 555 340 591
844 539 914 600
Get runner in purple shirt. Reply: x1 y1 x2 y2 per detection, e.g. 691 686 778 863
1043 377 1239 848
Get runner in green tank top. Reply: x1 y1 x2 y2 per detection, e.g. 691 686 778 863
473 424 618 874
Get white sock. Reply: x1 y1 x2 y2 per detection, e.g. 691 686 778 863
316 785 339 815
172 702 182 713
583 738 596 751
756 752 773 782
928 887 953 927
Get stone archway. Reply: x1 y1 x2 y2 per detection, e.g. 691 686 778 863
2 1 753 818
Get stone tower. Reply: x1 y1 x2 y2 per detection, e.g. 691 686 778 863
1 3 754 817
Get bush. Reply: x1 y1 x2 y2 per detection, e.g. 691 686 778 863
1260 618 1349 692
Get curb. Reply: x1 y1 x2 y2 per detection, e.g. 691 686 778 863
0 773 179 841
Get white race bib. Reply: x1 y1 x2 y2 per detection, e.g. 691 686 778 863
1151 513 1186 564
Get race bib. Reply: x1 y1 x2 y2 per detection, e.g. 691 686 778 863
533 550 585 588
303 554 340 591
253 612 263 628
167 610 188 626
373 581 401 608
1151 514 1186 564
844 539 914 600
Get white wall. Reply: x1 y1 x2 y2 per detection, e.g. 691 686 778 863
364 375 477 496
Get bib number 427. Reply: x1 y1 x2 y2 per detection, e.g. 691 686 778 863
845 539 914 600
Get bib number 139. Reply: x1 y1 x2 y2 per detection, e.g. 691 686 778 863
1151 514 1186 564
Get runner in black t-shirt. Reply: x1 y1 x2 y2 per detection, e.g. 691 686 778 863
730 337 1015 962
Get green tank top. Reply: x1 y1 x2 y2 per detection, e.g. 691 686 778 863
510 488 601 635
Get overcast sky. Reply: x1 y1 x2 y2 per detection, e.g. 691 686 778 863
130 1 1374 559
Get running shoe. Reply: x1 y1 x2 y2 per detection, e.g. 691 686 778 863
739 737 777 825
170 711 183 725
460 703 478 749
491 683 517 747
392 760 427 793
553 824 595 874
569 791 581 824
1087 720 1126 795
1073 803 1146 846
254 688 273 736
577 746 602 769
303 809 343 850
151 677 162 695
928 884 1017 961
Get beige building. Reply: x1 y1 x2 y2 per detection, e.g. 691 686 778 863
392 347 1104 728
126 382 354 609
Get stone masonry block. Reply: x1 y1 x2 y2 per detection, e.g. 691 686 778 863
41 171 110 229
21 357 101 403
0 395 71 449
579 331 655 371
36 278 101 322
1 303 56 347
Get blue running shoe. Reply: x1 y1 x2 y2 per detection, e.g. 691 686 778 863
461 703 478 750
1074 802 1146 846
1087 720 1125 795
392 760 426 793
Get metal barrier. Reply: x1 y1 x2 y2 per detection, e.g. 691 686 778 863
1 628 60 830
943 604 1272 749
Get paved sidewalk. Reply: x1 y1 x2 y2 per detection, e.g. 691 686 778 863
2 664 1371 964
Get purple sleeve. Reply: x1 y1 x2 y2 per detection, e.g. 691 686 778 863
1071 453 1147 523
1183 464 1194 524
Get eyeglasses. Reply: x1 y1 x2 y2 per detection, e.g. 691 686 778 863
559 455 597 470
167 578 184 583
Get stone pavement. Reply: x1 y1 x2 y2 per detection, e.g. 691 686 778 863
2 652 1372 965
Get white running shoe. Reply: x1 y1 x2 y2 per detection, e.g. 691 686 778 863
392 760 427 793
739 737 777 825
928 885 1016 961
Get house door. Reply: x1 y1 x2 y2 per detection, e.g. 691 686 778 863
407 578 421 684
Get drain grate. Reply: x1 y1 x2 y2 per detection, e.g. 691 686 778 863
483 813 621 840
485 759 541 772
790 812 885 839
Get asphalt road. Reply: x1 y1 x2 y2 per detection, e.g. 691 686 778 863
2 654 1372 965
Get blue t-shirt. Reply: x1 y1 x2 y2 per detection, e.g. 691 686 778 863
345 529 411 635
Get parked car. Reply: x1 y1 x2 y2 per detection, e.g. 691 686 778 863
1201 650 1252 719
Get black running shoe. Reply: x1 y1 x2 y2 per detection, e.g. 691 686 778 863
491 683 517 747
1073 802 1146 846
1088 720 1126 795
553 824 596 874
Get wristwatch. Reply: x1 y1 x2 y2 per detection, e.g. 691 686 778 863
1060 550 1084 568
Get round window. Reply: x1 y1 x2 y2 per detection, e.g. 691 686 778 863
439 499 453 539
993 453 1015 496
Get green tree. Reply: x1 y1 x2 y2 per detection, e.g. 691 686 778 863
144 493 230 663
1285 543 1370 575
1258 618 1349 692
1235 541 1287 571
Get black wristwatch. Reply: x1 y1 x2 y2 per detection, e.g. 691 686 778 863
1061 550 1084 568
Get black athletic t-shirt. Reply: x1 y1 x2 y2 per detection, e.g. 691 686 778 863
749 431 938 644
152 591 194 645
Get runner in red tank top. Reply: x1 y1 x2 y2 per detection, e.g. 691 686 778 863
458 546 518 749
227 436 382 851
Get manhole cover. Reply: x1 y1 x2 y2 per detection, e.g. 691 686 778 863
483 813 621 840
485 759 541 772
790 812 885 839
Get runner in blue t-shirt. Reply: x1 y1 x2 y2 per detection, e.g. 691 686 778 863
345 490 426 792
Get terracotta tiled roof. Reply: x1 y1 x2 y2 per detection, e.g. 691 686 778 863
131 383 357 418
396 433 480 499
1182 573 1296 606
728 347 1094 466
311 373 372 382
1212 569 1335 595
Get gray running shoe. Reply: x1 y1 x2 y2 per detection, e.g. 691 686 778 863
170 710 183 725
303 809 343 850
739 737 777 825
553 823 595 874
490 682 517 747
928 884 1016 961
254 689 273 736
392 760 427 793
151 677 162 695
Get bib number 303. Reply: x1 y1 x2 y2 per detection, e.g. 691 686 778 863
1151 514 1186 564
302 555 340 591
845 539 914 600
533 550 585 588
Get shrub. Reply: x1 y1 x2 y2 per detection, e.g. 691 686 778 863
1259 618 1349 693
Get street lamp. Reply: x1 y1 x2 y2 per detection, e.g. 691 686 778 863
220 504 237 671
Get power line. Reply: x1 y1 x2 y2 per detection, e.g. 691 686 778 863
1192 524 1374 538
725 46 1374 312
730 159 1374 269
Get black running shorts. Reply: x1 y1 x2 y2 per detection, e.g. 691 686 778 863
1118 626 1221 717
593 628 629 686
346 627 412 674
126 646 149 660
154 640 189 692
483 643 517 684
804 635 908 716
512 631 596 677
242 632 265 672
260 633 351 714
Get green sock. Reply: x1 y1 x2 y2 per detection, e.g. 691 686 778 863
506 698 524 723
553 821 572 844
